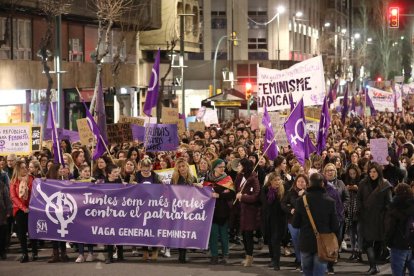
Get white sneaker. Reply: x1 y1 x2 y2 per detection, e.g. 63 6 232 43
11 232 17 238
341 241 347 251
132 250 138 256
86 253 94 262
66 242 71 249
164 248 171 258
75 254 85 263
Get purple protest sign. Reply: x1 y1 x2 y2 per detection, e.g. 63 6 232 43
131 124 146 141
144 124 179 151
44 128 80 142
29 179 215 249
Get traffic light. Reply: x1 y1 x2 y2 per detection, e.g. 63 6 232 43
389 7 399 28
245 82 252 100
377 77 382 82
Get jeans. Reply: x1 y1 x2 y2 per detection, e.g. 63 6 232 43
209 222 229 257
301 251 327 276
390 248 414 276
288 223 301 263
242 231 254 256
78 244 93 255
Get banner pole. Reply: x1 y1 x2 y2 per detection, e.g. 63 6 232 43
233 126 282 205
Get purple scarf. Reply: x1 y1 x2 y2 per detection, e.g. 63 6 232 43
267 187 278 203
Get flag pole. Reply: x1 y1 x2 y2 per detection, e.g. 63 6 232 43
233 127 282 205
76 87 115 162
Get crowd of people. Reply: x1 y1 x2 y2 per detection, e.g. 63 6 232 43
1 100 414 275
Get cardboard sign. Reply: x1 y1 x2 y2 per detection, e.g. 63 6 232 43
107 123 133 144
189 122 205 133
31 126 42 152
162 107 179 124
370 138 389 165
202 109 219 127
76 118 94 145
0 123 32 155
118 116 145 126
144 124 179 152
155 165 198 184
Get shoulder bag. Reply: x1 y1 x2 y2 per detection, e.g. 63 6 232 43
303 195 339 262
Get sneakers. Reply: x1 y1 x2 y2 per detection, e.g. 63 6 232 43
75 255 85 263
66 242 71 249
163 248 171 258
11 232 17 238
327 266 335 275
132 250 139 257
283 247 292 256
85 253 94 262
220 255 229 264
341 241 348 251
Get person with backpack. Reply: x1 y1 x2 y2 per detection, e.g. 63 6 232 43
385 183 414 276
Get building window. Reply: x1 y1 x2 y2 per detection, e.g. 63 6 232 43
248 37 267 50
0 17 11 59
211 18 226 29
13 18 31 60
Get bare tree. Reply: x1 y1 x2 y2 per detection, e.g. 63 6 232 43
37 0 73 134
111 1 153 116
87 0 132 114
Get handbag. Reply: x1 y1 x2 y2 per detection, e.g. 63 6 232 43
303 195 339 262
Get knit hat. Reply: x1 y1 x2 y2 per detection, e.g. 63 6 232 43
211 159 225 170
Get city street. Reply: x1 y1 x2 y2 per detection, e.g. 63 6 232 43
0 238 392 275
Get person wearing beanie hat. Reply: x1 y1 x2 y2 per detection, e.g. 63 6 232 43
203 158 235 265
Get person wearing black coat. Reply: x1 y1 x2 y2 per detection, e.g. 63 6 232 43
292 173 339 276
261 172 287 271
281 174 309 269
357 162 392 275
385 183 414 276
0 177 12 259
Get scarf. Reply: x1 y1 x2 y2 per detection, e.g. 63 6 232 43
204 171 235 191
267 186 278 203
18 176 29 200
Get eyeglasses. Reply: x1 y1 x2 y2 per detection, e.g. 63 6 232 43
216 166 225 169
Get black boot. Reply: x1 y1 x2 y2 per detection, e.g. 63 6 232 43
348 251 356 260
366 247 379 275
356 251 363 262
210 256 219 265
178 249 187 263
117 246 124 261
19 254 29 263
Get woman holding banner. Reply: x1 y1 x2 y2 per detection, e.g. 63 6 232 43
9 160 38 263
171 158 199 263
203 159 235 265
235 158 260 267
136 158 162 261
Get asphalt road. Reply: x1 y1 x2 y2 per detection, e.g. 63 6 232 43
0 239 392 276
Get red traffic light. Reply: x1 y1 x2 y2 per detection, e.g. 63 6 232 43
245 82 252 100
389 7 399 28
377 77 382 82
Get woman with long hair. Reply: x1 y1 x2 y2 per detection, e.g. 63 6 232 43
120 159 137 184
261 172 286 271
203 159 235 264
343 164 363 262
281 174 309 270
93 156 111 182
357 162 392 275
9 160 37 263
171 158 198 263
28 160 42 178
235 158 260 267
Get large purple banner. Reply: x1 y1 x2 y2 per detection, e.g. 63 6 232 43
29 179 215 249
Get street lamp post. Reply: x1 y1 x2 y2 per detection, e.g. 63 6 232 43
213 35 228 96
275 6 285 69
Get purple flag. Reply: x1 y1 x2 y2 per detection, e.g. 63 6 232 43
341 84 349 123
284 97 314 166
95 76 108 141
29 179 215 249
47 103 64 165
82 101 107 160
143 49 161 117
317 97 331 155
144 123 179 152
262 104 278 159
365 88 377 116
288 92 295 111
327 80 338 106
350 96 356 112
